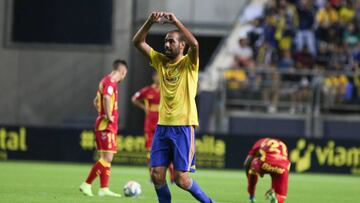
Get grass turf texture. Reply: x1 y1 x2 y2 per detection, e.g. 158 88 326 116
0 161 359 203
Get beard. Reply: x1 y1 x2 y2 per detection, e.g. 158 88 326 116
164 48 180 59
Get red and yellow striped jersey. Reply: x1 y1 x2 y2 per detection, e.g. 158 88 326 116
95 75 118 133
249 138 289 161
133 85 160 132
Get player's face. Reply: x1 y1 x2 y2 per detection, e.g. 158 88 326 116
116 65 127 83
164 32 184 59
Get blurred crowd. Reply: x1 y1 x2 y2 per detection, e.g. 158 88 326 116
226 0 360 113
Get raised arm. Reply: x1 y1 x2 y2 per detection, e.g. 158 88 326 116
164 12 199 64
132 12 164 59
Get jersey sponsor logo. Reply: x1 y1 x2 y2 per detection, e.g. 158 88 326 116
261 162 286 174
101 132 107 140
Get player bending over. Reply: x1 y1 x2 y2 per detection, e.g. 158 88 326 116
133 11 215 203
79 60 128 197
132 72 175 183
244 138 291 203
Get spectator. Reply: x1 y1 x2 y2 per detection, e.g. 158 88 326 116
263 14 278 48
247 18 265 57
316 2 339 28
330 0 343 9
262 70 280 113
233 37 254 68
275 8 296 51
323 74 338 107
344 77 354 102
329 43 351 70
294 46 314 69
293 76 311 113
256 42 278 67
244 67 262 93
264 0 278 16
316 42 331 69
352 65 360 102
355 0 360 25
224 69 247 96
344 22 360 49
315 2 339 43
296 0 317 56
336 74 350 102
327 22 345 44
315 0 327 9
322 74 350 106
278 50 295 69
339 0 356 24
351 42 360 67
279 0 299 28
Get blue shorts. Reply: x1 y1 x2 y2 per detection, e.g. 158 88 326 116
150 125 196 172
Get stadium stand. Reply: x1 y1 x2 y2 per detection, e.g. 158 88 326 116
200 0 360 136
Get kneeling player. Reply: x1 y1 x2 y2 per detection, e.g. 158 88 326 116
79 60 127 197
244 138 291 203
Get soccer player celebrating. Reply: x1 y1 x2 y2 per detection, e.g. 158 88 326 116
79 60 128 197
131 72 175 183
133 12 215 203
244 138 291 203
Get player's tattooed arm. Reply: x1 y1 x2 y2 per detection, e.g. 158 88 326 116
132 12 165 59
164 12 199 64
103 95 114 123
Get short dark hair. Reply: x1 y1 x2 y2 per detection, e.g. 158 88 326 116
113 59 127 70
167 29 186 43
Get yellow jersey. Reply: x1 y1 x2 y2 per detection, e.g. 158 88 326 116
149 48 199 127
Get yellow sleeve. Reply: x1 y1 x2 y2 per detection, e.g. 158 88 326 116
149 48 165 70
185 54 199 71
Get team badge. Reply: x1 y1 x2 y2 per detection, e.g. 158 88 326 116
107 86 114 95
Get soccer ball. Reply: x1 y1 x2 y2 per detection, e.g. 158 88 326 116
123 181 142 197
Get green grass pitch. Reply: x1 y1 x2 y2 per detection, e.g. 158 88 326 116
0 161 359 203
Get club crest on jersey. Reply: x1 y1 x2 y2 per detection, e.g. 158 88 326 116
107 86 114 95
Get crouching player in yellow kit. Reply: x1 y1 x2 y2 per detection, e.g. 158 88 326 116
133 11 215 203
79 60 127 197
